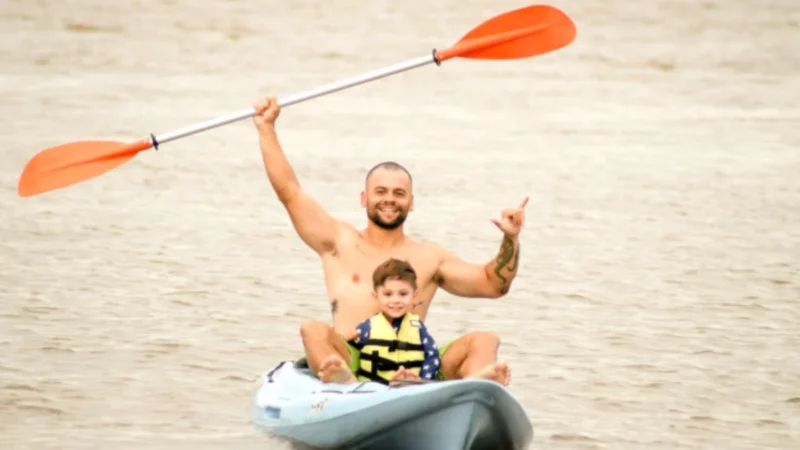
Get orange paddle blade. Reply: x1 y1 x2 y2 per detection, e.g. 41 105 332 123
435 5 576 62
17 139 152 197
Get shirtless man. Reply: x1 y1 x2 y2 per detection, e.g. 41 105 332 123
253 96 526 386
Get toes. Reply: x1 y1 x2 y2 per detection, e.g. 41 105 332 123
319 355 343 372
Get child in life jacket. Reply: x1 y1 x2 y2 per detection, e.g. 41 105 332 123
317 257 440 385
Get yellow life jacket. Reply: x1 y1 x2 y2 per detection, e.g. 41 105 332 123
356 313 426 385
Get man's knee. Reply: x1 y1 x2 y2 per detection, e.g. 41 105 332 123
300 320 331 342
469 330 500 351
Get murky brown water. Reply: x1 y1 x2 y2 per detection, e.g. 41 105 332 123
1 0 799 449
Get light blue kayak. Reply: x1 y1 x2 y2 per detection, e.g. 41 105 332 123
250 358 534 450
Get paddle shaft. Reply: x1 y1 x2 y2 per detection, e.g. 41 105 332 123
154 23 557 147
153 53 437 146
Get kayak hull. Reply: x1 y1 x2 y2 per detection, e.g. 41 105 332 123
251 358 533 450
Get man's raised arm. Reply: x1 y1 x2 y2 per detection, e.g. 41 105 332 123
253 96 340 255
434 197 528 298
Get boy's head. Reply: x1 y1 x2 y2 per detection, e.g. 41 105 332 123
372 258 417 319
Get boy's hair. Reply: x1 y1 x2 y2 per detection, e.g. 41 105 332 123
372 258 417 290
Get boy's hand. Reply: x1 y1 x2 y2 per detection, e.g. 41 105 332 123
342 329 360 343
389 366 421 385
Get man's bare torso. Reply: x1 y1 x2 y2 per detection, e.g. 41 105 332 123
321 223 443 334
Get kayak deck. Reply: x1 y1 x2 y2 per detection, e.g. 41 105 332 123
251 358 533 450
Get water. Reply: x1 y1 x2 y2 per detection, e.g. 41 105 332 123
1 0 798 448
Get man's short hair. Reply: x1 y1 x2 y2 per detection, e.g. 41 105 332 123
365 161 413 188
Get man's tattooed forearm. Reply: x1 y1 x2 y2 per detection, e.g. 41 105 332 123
493 235 518 285
507 240 520 272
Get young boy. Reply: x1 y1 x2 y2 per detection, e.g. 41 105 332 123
316 258 440 385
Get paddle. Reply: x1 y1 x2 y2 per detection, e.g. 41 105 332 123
17 4 576 198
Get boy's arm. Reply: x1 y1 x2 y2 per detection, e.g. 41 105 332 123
348 319 371 351
417 322 440 380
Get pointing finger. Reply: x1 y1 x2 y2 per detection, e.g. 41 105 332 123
519 196 530 209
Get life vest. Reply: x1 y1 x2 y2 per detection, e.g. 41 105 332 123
356 313 426 385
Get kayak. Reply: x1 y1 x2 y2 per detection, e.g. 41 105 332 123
250 357 534 450
251 357 534 449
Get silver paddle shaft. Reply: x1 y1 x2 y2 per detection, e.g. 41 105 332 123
153 53 437 146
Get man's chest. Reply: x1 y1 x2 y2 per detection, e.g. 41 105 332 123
333 246 440 286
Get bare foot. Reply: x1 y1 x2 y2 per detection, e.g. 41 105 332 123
317 354 357 384
468 361 511 386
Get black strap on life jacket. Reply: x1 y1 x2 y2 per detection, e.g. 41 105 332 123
357 349 424 385
360 338 425 353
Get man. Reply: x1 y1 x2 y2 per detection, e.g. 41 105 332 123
253 96 526 386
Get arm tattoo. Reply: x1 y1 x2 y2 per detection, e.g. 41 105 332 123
507 239 520 272
331 299 339 314
493 235 518 286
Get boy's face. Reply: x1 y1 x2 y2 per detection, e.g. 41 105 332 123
373 277 416 319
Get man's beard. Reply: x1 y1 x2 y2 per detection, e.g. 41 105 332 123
368 206 408 230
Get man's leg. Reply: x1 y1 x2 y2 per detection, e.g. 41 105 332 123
299 320 353 375
438 330 501 379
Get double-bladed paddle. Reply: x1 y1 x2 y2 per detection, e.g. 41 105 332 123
17 4 576 198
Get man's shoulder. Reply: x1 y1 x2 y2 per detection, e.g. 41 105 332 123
332 220 361 241
320 221 364 254
312 219 356 256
